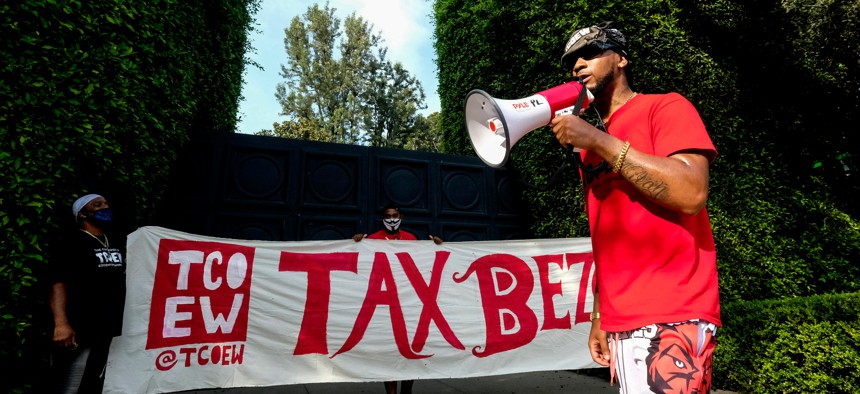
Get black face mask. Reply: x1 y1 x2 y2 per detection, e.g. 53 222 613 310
87 208 113 227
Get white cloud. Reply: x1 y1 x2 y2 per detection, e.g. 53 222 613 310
237 0 439 134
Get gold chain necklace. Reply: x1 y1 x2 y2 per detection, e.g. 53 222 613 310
623 91 637 106
601 92 638 124
80 229 109 248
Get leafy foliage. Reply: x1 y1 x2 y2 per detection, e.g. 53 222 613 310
435 0 859 300
260 111 444 153
275 2 429 148
716 293 860 392
436 0 858 389
404 112 444 152
0 0 259 391
259 117 334 142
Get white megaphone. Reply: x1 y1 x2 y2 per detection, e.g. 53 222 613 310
464 80 594 168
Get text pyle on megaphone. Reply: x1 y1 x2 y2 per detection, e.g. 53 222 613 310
464 81 594 168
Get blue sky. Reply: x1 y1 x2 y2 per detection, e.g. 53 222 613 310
237 0 439 134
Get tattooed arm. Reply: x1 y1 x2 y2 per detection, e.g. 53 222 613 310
611 140 710 215
551 115 710 215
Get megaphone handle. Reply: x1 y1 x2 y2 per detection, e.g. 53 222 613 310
553 79 590 118
556 79 586 153
567 79 607 174
570 79 589 116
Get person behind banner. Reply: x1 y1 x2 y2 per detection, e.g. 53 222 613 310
49 193 126 393
550 22 721 393
353 204 441 394
353 204 442 244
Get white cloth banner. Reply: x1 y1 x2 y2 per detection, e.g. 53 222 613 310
104 226 599 393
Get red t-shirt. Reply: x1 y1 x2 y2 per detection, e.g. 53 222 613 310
580 93 721 332
366 229 417 241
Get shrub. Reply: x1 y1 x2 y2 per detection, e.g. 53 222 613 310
715 292 860 392
0 0 258 391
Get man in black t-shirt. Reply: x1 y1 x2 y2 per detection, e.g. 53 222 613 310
49 193 126 393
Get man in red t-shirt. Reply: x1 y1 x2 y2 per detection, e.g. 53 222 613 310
550 22 721 393
353 204 441 394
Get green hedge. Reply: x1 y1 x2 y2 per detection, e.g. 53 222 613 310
715 292 860 393
0 0 258 392
435 1 859 390
434 0 860 302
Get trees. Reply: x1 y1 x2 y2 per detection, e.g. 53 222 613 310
272 2 429 148
257 118 331 141
405 112 443 152
261 111 443 153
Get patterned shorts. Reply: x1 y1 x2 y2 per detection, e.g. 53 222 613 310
609 320 717 394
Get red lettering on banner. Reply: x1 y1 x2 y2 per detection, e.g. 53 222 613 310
200 345 214 365
156 344 246 370
279 252 359 355
453 254 537 357
534 252 596 329
534 254 571 330
567 253 595 325
333 252 430 359
146 246 591 362
395 251 465 352
179 347 195 367
146 240 254 350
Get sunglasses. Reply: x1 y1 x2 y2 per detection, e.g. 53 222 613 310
572 44 615 61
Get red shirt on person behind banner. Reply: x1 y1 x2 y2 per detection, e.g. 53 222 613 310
366 229 418 241
579 92 722 333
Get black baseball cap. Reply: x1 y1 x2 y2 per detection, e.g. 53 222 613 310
561 22 629 69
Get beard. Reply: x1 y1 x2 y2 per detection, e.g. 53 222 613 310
588 72 611 98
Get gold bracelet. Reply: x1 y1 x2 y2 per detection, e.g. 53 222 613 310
612 141 630 173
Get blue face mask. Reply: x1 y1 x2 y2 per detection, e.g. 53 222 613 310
91 208 113 225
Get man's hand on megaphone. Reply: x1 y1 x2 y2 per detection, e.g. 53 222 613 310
550 114 604 152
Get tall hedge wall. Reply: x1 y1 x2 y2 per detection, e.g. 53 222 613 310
434 0 859 303
0 0 259 391
434 0 859 390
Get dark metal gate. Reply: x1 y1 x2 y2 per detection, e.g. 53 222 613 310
158 132 530 242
